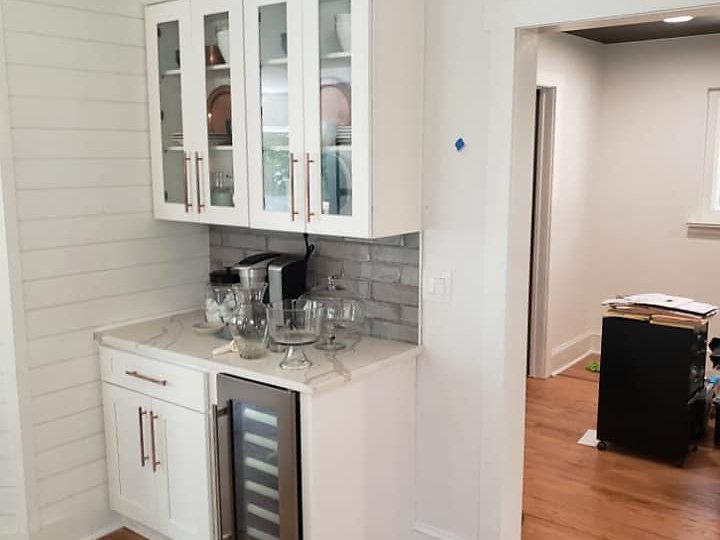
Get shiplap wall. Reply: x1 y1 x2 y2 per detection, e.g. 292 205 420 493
0 0 208 536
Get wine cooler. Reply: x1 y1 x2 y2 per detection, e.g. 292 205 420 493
215 375 301 540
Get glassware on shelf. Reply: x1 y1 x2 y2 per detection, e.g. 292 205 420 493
228 284 269 360
302 276 366 351
210 171 234 207
267 303 324 370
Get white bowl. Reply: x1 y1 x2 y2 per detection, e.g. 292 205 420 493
216 29 230 63
335 14 351 52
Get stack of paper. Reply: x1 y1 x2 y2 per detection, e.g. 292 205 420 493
603 293 718 326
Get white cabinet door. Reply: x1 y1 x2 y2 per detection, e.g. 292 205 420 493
190 0 250 226
103 384 156 527
152 399 213 540
146 0 200 222
245 0 308 233
302 0 371 237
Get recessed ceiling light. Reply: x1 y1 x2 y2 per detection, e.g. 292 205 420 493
663 15 695 23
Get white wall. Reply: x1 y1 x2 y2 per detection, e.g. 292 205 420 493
417 0 720 539
536 32 604 372
0 0 209 538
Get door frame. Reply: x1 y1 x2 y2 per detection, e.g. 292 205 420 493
527 86 556 379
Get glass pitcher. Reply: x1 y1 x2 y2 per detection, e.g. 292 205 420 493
228 283 270 360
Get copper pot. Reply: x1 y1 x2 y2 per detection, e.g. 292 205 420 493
206 45 225 66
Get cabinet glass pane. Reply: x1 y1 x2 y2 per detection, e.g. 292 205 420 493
232 402 282 539
157 21 186 205
259 4 290 213
318 0 352 216
204 12 235 208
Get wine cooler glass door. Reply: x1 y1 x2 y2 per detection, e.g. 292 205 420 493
216 375 300 540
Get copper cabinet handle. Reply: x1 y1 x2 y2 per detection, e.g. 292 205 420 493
289 152 299 221
305 152 315 222
150 411 160 472
195 152 205 212
183 152 192 212
125 370 168 386
138 407 149 467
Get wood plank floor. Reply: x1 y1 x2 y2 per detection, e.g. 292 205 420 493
98 528 145 540
523 357 720 539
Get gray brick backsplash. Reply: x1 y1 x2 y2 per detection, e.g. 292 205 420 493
372 282 419 307
317 239 371 261
371 245 419 265
371 320 419 343
401 265 419 286
366 301 401 321
400 306 419 325
209 226 420 343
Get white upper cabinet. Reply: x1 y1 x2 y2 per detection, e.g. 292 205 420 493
145 0 423 238
147 0 249 226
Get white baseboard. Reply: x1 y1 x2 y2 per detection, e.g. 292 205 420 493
413 522 466 540
549 330 601 375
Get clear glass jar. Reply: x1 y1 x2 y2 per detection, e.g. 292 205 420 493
228 283 269 359
205 269 241 336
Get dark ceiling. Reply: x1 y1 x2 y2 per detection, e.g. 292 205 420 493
567 16 720 44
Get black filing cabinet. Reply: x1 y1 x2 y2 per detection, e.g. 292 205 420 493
596 315 708 465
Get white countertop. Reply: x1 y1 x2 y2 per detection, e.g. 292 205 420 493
95 310 421 393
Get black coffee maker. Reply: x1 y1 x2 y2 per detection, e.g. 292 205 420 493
232 252 306 304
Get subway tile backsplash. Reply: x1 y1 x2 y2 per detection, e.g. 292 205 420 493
209 227 420 344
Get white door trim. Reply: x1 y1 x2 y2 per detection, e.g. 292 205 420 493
527 86 556 379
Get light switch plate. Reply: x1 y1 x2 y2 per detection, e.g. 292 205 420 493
423 271 452 304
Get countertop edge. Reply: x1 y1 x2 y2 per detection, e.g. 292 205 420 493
98 334 422 394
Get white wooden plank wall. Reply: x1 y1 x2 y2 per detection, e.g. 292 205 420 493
0 0 209 534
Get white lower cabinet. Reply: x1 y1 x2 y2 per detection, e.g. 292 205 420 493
102 378 212 540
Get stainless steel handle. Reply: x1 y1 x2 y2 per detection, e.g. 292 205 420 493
125 370 168 387
183 152 192 212
289 153 299 221
150 411 160 472
138 407 149 467
305 152 315 222
213 404 235 540
195 152 205 213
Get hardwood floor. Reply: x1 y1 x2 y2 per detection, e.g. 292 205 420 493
523 357 720 540
98 528 145 540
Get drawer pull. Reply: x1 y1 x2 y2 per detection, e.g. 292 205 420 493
125 370 168 386
138 407 149 467
150 411 160 472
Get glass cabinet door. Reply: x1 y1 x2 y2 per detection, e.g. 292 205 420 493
245 0 306 232
303 0 370 236
192 1 249 226
147 1 195 220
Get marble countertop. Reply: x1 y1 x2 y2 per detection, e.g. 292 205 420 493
95 310 421 393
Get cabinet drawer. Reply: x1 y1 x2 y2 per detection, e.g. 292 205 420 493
100 347 207 412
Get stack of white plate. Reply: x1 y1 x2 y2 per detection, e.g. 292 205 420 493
335 125 352 146
209 133 231 146
170 132 184 146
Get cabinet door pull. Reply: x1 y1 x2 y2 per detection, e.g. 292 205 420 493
305 152 315 222
138 407 149 467
183 152 192 212
124 370 168 387
150 411 160 472
289 153 299 221
195 152 205 213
